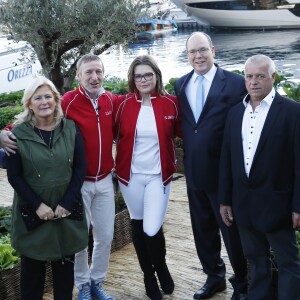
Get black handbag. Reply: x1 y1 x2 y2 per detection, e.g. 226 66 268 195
20 194 84 231
20 204 45 231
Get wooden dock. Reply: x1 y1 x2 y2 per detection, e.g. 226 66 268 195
176 20 206 31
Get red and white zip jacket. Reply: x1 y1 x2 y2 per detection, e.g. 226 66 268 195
62 85 117 181
113 92 182 187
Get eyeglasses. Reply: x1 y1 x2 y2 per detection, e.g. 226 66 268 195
134 72 154 82
187 48 210 56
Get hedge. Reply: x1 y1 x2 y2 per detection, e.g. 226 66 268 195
0 106 23 130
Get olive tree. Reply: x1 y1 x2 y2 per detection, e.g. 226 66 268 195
0 0 149 92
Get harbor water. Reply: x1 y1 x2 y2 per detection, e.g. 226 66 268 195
100 28 300 84
1 28 300 94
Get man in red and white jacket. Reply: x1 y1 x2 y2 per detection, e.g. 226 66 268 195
62 54 117 300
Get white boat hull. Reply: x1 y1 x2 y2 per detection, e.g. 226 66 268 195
180 0 300 29
0 38 42 94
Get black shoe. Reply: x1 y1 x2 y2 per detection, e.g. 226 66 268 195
193 280 226 299
156 263 174 294
144 274 162 300
228 274 248 300
144 228 174 295
231 291 247 300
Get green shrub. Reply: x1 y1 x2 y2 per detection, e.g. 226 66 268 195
103 76 129 95
0 91 23 106
0 106 23 129
296 231 300 258
165 77 177 95
0 208 19 271
115 191 127 213
274 73 287 90
282 82 300 102
175 137 183 149
0 207 12 237
0 234 20 270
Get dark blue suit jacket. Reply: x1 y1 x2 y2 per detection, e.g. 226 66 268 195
174 64 247 191
219 93 300 232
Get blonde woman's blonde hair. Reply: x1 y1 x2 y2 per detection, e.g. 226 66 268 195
14 76 64 127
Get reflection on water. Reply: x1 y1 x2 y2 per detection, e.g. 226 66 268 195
100 29 300 83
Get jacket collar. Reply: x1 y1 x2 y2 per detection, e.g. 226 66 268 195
134 91 159 102
78 85 105 100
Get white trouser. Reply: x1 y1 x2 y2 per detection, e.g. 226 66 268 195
74 174 115 288
119 173 171 236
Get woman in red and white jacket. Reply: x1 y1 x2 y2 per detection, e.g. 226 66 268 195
113 55 181 300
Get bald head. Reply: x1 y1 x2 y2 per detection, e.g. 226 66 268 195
186 31 215 76
186 32 213 50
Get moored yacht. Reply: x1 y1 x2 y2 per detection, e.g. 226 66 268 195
173 0 300 29
0 36 42 94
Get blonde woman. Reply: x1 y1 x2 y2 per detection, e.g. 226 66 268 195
6 76 88 300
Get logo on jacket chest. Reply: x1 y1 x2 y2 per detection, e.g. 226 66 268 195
164 115 175 120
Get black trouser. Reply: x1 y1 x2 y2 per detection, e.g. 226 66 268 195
20 254 75 300
239 227 300 300
188 189 247 289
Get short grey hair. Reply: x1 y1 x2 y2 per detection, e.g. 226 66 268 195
76 53 104 73
245 54 276 76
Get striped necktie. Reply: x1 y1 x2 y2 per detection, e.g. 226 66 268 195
195 75 204 121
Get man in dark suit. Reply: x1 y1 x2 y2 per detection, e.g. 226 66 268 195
219 54 300 299
174 32 248 300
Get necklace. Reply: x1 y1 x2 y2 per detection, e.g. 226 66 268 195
37 128 53 147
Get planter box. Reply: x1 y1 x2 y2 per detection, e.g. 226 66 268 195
111 208 132 253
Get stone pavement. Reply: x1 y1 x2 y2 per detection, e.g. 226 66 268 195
0 168 13 206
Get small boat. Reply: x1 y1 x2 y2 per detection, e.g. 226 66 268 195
0 36 42 94
173 0 300 29
135 18 178 40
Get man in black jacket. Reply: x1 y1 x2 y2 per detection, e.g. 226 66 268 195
174 32 248 300
219 54 300 299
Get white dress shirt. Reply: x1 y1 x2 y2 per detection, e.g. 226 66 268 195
242 88 275 177
185 65 217 122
